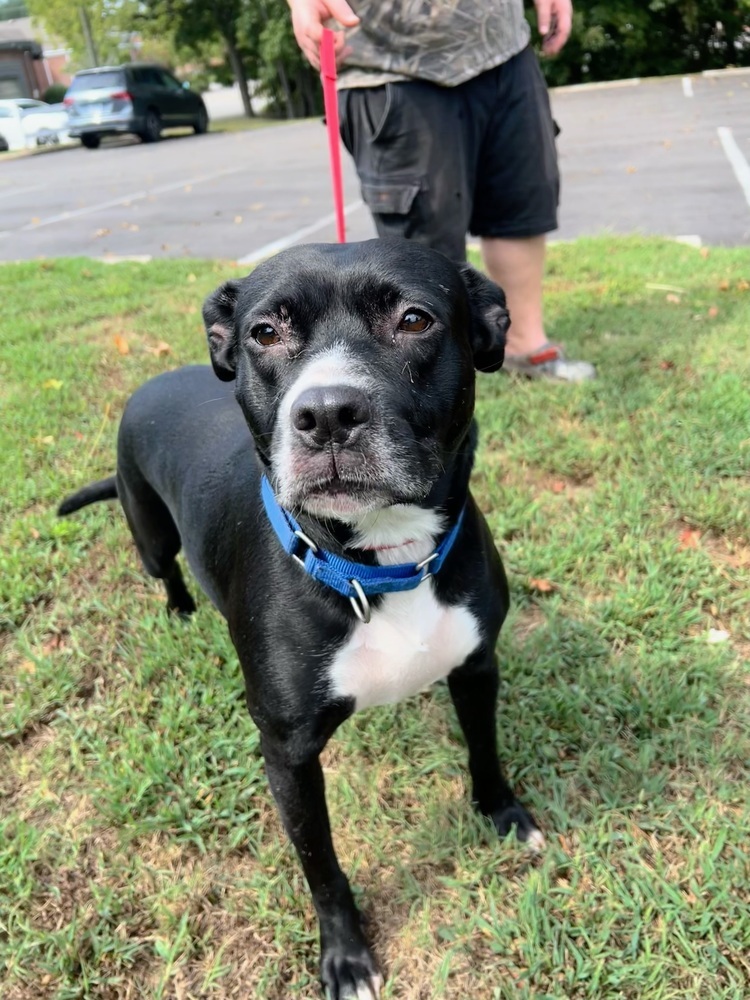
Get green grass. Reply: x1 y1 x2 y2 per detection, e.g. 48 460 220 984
1 238 749 999
208 115 297 134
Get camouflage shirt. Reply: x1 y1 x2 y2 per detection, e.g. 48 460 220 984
338 0 531 88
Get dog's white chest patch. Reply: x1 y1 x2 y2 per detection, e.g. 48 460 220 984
328 583 481 711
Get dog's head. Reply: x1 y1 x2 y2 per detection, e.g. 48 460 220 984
202 239 508 519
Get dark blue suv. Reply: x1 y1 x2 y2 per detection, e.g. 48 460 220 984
65 63 209 149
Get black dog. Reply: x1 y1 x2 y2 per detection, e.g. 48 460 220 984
59 239 543 999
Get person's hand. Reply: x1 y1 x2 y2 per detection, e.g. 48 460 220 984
288 0 360 70
534 0 572 55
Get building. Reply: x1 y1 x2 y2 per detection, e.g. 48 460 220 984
0 15 70 99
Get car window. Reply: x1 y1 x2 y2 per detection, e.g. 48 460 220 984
157 70 183 92
68 71 125 92
137 68 162 87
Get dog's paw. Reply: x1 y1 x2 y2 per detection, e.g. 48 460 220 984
321 942 382 1000
491 802 546 852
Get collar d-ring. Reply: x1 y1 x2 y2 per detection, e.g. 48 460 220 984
348 578 371 624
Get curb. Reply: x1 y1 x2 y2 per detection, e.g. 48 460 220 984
552 65 750 95
553 77 641 94
466 234 703 252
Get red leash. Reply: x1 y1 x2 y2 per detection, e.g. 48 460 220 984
320 28 347 243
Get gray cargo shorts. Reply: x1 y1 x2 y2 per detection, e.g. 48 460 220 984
338 45 560 262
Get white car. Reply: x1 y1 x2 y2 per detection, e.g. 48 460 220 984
0 99 70 152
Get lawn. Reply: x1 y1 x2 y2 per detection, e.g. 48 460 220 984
1 238 749 1000
208 115 294 134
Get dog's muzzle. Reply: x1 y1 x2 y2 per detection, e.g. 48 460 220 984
275 365 431 515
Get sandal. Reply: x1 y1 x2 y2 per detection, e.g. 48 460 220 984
503 342 596 382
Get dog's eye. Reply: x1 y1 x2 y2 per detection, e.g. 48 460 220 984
398 310 432 334
251 323 281 347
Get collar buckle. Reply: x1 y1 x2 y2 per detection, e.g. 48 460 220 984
415 551 439 581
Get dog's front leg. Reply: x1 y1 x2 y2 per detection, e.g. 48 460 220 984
261 736 382 1000
448 651 545 850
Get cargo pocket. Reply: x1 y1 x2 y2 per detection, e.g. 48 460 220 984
362 84 399 144
338 89 353 153
360 179 421 216
340 84 405 162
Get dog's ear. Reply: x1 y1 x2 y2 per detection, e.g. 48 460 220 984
203 280 241 382
458 264 510 373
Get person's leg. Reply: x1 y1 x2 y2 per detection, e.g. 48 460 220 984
470 48 595 381
486 230 595 380
481 233 547 356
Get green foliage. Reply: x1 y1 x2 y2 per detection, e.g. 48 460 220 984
146 0 245 53
535 0 750 86
24 0 144 70
130 0 320 117
19 0 750 123
42 83 67 103
243 0 323 117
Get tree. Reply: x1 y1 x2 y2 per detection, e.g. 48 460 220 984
138 0 256 116
242 0 322 118
533 0 750 87
25 0 143 68
27 0 746 122
136 0 322 119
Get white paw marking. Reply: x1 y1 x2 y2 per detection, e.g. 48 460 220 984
526 828 546 853
357 978 381 1000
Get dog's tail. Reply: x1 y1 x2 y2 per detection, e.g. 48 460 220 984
58 476 118 516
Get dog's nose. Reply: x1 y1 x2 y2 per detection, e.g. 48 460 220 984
291 385 371 447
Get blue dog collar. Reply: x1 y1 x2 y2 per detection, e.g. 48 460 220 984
260 475 465 624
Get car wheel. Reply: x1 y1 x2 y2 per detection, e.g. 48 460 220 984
140 109 162 143
193 108 209 135
81 134 101 149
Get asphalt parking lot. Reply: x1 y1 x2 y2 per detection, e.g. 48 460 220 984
0 69 748 263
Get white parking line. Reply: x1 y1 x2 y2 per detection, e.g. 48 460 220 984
0 184 42 201
674 234 702 248
717 127 750 209
0 165 246 236
682 77 693 98
237 200 365 266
